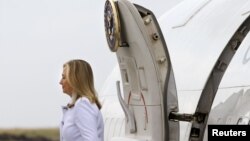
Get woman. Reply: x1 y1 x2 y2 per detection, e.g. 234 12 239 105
59 59 104 141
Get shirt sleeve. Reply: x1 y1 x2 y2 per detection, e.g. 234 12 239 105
74 99 98 141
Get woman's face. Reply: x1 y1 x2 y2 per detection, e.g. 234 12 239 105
59 67 73 96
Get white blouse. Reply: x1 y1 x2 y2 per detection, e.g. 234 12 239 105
60 97 104 141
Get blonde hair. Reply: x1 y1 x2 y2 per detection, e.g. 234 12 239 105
63 59 101 109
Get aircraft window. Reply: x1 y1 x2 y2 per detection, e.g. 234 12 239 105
237 117 249 125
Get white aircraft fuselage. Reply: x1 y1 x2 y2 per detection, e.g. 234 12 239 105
101 0 250 141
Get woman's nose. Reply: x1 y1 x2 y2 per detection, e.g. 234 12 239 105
59 79 63 85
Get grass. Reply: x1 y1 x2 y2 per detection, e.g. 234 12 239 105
0 128 59 141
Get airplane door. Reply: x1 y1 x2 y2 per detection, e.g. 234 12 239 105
188 13 250 141
104 0 179 141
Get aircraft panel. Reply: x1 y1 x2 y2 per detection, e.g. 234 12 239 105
159 0 250 91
